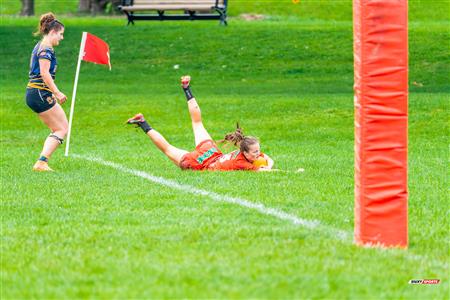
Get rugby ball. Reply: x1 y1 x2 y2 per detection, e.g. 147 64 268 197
253 157 268 168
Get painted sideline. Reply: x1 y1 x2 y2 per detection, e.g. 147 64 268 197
72 155 447 267
73 154 350 240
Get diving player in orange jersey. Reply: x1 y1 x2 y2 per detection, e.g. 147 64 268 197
127 76 274 172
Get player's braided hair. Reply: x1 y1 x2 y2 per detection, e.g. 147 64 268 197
34 12 64 36
220 123 259 152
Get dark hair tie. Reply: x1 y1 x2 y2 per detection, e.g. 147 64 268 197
48 19 64 28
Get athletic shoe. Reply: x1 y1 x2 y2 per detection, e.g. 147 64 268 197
181 75 191 89
126 113 145 125
32 160 54 172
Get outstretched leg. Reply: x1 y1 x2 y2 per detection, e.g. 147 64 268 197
127 113 188 167
181 75 212 146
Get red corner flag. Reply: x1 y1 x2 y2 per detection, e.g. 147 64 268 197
81 32 111 70
65 32 111 157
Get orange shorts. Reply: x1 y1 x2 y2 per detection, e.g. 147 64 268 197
179 140 223 170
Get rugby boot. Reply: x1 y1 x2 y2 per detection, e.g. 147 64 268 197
126 113 152 133
32 160 54 172
181 75 191 88
126 113 145 126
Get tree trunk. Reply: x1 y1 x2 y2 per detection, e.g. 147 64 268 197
78 0 91 13
79 0 111 15
89 0 109 15
90 0 102 15
20 0 34 16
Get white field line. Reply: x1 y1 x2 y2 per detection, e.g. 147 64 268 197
73 154 350 240
72 154 448 268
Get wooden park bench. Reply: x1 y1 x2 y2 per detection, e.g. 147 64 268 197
119 0 228 25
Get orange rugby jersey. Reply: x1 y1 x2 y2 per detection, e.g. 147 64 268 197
208 150 263 171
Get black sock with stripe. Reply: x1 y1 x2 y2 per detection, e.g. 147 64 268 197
183 87 194 101
139 121 152 133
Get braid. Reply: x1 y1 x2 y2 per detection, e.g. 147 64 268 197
219 123 260 153
219 123 245 148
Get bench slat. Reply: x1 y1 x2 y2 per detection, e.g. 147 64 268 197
121 4 224 12
120 0 228 25
132 0 224 4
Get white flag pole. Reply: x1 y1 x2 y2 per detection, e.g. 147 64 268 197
65 32 87 157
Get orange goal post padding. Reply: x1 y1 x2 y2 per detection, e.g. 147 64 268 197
353 0 408 248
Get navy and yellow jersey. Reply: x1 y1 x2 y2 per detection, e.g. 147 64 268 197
28 42 57 89
25 42 58 113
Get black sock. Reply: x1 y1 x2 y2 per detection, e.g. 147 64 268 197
183 87 194 101
139 121 152 133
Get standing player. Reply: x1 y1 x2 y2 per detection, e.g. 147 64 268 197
26 13 68 171
127 76 274 171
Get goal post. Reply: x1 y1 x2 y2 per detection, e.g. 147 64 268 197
353 0 408 248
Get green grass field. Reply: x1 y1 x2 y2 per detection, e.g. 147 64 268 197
1 0 450 21
1 1 449 298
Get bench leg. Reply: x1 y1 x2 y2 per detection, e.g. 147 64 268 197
221 16 228 26
188 10 196 21
217 9 227 26
157 10 165 21
124 11 135 25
